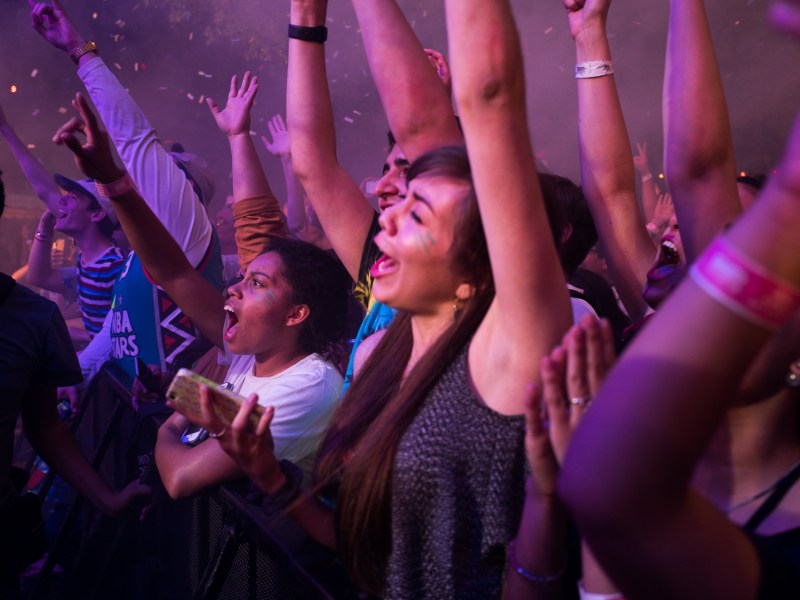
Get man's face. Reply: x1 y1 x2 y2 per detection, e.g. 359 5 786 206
54 192 97 236
375 144 410 213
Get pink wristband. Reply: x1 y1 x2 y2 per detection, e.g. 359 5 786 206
95 173 134 197
689 237 800 330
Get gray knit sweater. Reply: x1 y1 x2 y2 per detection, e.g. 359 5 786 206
384 344 527 599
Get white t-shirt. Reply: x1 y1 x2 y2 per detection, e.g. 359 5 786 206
223 352 343 478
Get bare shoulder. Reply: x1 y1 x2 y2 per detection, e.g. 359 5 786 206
352 329 389 381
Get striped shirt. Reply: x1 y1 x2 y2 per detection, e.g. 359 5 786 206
61 246 127 338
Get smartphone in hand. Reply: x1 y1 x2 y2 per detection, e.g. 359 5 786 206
166 369 263 434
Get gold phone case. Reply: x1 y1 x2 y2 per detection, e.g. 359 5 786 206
166 368 263 433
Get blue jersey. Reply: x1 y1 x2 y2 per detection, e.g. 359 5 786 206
109 234 223 378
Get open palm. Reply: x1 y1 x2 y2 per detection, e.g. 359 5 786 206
207 72 259 137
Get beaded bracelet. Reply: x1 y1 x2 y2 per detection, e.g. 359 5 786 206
689 237 800 331
507 540 566 585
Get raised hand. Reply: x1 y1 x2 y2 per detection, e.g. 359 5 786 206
173 386 285 493
424 48 453 97
633 142 651 177
29 0 85 53
771 0 800 36
261 114 290 157
53 93 125 183
652 191 675 229
525 314 616 497
37 209 57 235
563 0 611 41
207 72 259 138
218 393 283 492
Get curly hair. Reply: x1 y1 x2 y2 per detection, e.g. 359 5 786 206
262 237 351 366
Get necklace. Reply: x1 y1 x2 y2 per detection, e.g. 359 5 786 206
724 458 800 514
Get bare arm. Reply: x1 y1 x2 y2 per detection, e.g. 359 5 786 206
445 0 571 415
262 114 306 234
505 318 618 599
0 113 62 212
560 106 800 600
287 0 374 281
54 93 226 349
633 141 659 222
350 0 462 159
663 0 741 262
567 0 655 322
155 413 242 499
26 210 69 293
22 383 149 517
208 73 278 206
30 0 213 265
172 385 338 549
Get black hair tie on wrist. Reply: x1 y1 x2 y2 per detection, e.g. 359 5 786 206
288 24 328 44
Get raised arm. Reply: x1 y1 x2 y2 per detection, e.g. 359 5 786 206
26 210 69 293
54 94 225 349
287 0 374 281
350 0 462 158
0 104 62 212
445 0 571 415
566 0 655 322
663 0 741 262
208 73 287 269
261 114 307 235
560 99 800 599
633 141 658 222
208 73 275 204
30 0 213 266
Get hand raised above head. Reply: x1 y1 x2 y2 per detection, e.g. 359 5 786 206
29 0 85 54
424 48 452 96
563 0 611 41
261 114 290 157
207 72 259 138
633 142 651 175
53 93 125 183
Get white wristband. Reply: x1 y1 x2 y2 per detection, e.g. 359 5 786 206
575 60 614 79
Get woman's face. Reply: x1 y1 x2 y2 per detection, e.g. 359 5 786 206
371 174 470 316
643 215 686 309
222 251 298 357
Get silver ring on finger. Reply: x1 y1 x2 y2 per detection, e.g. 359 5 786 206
209 426 228 439
569 396 590 408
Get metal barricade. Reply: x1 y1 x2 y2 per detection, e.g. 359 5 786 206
22 364 357 600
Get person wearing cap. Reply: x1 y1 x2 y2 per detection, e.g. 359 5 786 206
0 102 125 341
0 171 151 596
31 0 224 385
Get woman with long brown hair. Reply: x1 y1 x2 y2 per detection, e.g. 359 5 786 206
192 0 571 596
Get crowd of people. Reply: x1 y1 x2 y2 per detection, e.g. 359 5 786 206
2 0 800 598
